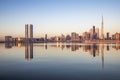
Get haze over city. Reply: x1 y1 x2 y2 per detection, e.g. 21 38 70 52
0 0 120 39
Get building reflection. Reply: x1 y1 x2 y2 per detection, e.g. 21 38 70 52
61 45 65 50
18 43 22 48
4 43 120 67
66 45 71 49
71 45 79 51
82 44 99 57
5 43 120 54
25 43 33 61
112 43 120 50
106 44 109 51
46 43 120 53
45 43 47 50
5 43 12 48
101 44 104 69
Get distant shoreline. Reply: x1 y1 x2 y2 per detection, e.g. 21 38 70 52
0 40 120 44
82 40 120 44
0 41 5 43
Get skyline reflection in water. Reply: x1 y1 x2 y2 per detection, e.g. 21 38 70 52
4 43 120 56
1 43 120 80
4 43 120 68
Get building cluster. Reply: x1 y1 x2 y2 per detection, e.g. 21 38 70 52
111 33 120 40
82 26 99 41
4 26 120 43
4 17 120 43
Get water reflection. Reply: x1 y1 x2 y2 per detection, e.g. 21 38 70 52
2 43 120 80
5 43 12 48
4 43 120 68
113 44 120 50
5 43 120 51
5 43 120 54
101 44 104 69
106 44 109 51
25 43 33 60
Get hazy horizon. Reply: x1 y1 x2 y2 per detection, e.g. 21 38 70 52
0 0 120 39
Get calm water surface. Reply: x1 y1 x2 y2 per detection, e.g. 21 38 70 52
0 43 120 80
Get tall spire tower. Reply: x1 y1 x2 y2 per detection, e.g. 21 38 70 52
101 16 104 39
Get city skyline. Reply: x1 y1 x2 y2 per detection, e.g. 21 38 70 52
0 0 120 39
1 17 120 41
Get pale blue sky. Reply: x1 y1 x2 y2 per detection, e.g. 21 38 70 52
0 0 120 38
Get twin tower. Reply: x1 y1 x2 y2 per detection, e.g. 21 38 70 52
25 24 33 42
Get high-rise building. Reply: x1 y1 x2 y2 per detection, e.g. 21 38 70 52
60 34 66 42
89 26 99 40
55 36 59 42
93 26 95 34
92 26 98 40
45 34 47 42
71 32 79 41
114 33 120 40
89 28 93 40
119 33 120 40
101 16 104 39
66 35 71 41
76 34 79 41
96 28 99 39
83 32 90 40
5 36 12 42
93 26 96 39
106 32 109 40
71 32 76 41
25 24 33 42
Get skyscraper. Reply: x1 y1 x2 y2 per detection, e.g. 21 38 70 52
89 28 93 40
45 34 47 42
25 24 33 42
83 32 89 40
93 26 95 34
106 32 109 40
92 26 97 40
71 32 79 42
60 34 66 42
101 16 104 39
71 32 76 41
5 36 12 42
96 28 99 39
93 26 96 39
